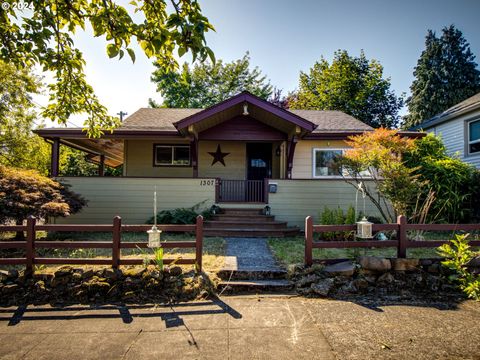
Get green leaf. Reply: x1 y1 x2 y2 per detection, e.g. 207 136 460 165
106 44 119 58
127 48 136 63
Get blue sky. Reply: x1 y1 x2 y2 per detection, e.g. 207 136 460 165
37 0 480 126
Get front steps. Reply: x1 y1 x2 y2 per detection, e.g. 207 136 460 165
204 208 300 238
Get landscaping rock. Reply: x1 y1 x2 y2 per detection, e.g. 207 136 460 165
324 261 355 277
311 278 335 297
2 284 19 294
54 266 74 278
81 269 95 280
50 275 70 287
377 272 395 285
8 269 19 280
296 274 321 287
358 256 391 272
0 270 8 282
391 258 420 271
427 263 441 274
352 277 369 290
168 266 183 277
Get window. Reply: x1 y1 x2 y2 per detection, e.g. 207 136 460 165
468 119 480 154
312 148 371 178
154 145 190 166
313 149 343 177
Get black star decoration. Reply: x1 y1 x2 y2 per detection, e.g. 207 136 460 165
208 144 230 166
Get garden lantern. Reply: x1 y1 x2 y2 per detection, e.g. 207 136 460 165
263 205 271 216
356 216 373 239
147 187 162 248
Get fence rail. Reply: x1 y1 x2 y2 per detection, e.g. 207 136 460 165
0 216 203 273
305 215 480 266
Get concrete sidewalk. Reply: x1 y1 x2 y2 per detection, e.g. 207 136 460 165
0 297 333 360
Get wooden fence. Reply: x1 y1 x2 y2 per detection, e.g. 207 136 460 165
305 215 480 266
0 215 204 274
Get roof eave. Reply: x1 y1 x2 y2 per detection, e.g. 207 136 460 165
410 102 480 130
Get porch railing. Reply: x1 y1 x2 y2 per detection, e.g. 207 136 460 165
217 179 267 203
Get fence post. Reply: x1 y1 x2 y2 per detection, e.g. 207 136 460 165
305 216 313 266
112 216 121 269
397 215 407 258
196 215 204 273
26 216 36 275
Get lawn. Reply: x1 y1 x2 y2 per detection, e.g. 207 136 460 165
267 236 445 266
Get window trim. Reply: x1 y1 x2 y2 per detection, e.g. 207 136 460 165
153 144 191 167
312 148 346 179
467 118 480 156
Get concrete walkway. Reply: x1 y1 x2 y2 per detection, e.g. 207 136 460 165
0 297 333 360
224 237 282 271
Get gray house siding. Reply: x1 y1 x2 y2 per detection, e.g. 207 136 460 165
425 108 480 169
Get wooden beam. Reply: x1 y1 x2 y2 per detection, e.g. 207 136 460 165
51 138 60 177
99 154 105 176
286 136 298 179
191 138 198 178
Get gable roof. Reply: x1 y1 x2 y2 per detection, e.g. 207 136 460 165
411 92 480 130
119 107 372 132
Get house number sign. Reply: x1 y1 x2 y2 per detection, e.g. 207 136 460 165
200 180 215 186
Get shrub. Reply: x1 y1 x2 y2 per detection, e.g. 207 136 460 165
0 165 86 225
404 134 479 223
437 234 480 300
319 205 356 240
146 201 213 225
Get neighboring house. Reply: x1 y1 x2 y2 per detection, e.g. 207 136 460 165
411 92 480 169
34 91 421 229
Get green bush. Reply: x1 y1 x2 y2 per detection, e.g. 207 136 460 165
437 234 480 300
404 134 479 223
319 205 357 240
146 201 213 225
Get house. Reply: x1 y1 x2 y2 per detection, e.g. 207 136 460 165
411 92 480 169
34 91 421 231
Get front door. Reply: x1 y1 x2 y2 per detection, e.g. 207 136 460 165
247 143 272 180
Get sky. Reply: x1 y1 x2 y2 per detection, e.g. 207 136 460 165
36 0 480 127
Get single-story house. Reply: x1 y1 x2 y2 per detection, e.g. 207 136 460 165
411 92 480 169
35 91 422 231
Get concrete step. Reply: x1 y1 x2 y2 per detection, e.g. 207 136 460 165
217 279 294 293
204 227 300 238
204 220 288 229
211 214 275 222
217 269 288 281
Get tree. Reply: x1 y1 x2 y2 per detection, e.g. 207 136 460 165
0 0 214 137
289 50 404 128
404 25 480 128
0 60 51 174
341 128 420 223
0 165 86 238
150 52 272 108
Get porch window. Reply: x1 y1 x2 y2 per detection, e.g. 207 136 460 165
468 119 480 154
154 145 190 166
313 149 343 177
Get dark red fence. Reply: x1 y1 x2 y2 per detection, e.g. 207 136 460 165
0 216 204 274
305 215 480 266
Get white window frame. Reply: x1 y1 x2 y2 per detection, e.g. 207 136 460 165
467 118 480 155
153 144 191 166
312 148 372 179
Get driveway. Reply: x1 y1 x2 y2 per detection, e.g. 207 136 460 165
0 296 478 359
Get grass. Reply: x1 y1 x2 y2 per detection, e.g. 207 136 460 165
267 235 452 267
0 231 226 272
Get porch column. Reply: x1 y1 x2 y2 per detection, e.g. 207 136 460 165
51 138 60 177
99 154 105 176
286 136 298 179
190 138 198 178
